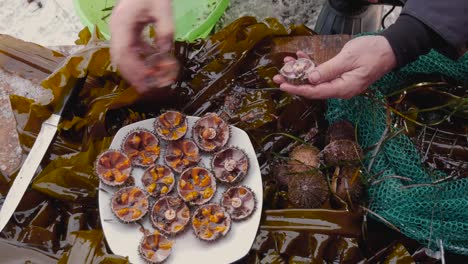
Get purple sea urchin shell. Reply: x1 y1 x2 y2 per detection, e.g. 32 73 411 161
192 113 230 152
154 111 188 141
177 167 216 205
150 196 190 235
95 150 132 187
122 129 160 167
212 147 249 183
164 139 201 173
221 186 256 221
111 186 149 223
280 58 315 85
139 231 174 263
192 204 231 242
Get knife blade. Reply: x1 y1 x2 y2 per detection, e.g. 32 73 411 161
0 77 84 231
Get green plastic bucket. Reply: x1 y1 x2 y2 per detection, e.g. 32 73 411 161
73 0 229 41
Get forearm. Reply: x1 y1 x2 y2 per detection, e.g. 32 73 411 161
381 0 468 68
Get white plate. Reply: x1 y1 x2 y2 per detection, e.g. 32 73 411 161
99 116 263 264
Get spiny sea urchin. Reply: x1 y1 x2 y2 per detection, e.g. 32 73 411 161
111 186 149 223
139 230 174 263
192 113 230 152
154 111 188 141
164 139 201 173
95 150 132 187
122 129 160 167
192 204 231 242
150 196 190 235
221 186 256 221
177 167 216 205
212 147 249 184
287 172 329 209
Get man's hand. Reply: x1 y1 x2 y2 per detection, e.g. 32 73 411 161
110 0 178 94
273 36 397 99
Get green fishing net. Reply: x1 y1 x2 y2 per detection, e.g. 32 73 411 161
326 48 468 255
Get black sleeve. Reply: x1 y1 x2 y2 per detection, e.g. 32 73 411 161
381 0 468 68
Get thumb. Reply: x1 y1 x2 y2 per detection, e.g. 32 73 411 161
152 0 174 52
307 53 351 84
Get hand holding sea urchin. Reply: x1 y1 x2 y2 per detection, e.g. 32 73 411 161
279 58 315 85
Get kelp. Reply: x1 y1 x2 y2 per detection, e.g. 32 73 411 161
1 17 459 262
58 230 128 264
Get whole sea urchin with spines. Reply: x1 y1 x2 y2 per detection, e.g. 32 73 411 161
150 196 190 235
95 150 132 187
212 147 249 184
288 144 320 174
111 186 149 223
287 171 330 209
154 111 188 141
164 139 201 173
279 58 315 85
221 186 256 221
122 129 160 167
321 139 364 167
326 119 356 144
141 165 175 198
139 231 174 263
192 112 230 152
177 167 216 205
192 204 231 242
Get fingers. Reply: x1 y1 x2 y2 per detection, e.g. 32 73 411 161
110 0 176 94
110 1 152 92
151 0 174 51
273 74 286 84
307 52 352 84
284 56 295 63
280 71 365 99
296 50 310 59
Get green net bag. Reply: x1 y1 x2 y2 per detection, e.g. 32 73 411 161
326 47 468 255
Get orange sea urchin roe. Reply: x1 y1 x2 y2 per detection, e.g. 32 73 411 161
96 150 131 186
139 232 173 263
142 165 175 198
112 187 148 222
155 111 188 141
122 130 160 167
165 140 200 173
177 167 216 205
192 204 230 241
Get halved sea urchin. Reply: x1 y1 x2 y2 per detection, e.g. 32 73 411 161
150 196 190 235
177 167 216 205
192 113 230 152
164 139 201 173
142 165 175 198
122 129 160 167
192 204 231 242
212 147 249 184
221 186 256 221
279 58 315 85
95 150 132 187
139 231 174 263
154 111 188 141
111 186 149 223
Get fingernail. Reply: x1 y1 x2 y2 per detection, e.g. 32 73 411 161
308 70 321 84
